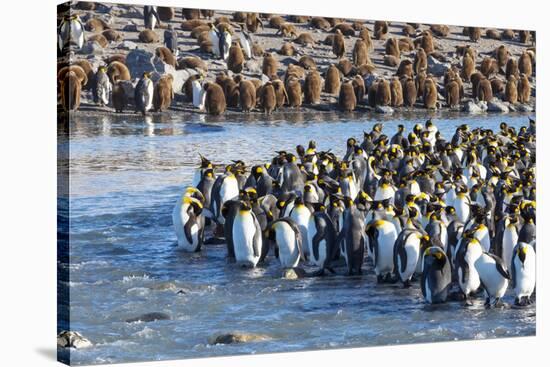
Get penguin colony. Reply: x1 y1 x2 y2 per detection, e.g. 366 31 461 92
173 118 536 307
57 4 535 114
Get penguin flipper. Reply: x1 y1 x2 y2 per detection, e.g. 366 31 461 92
252 215 263 258
488 252 511 279
510 251 517 289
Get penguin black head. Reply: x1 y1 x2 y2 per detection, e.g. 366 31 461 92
373 123 383 133
203 168 214 179
423 246 446 264
199 154 212 169
517 243 528 263
296 145 305 157
347 137 357 148
308 140 317 150
239 200 252 212
183 196 203 215
397 124 404 132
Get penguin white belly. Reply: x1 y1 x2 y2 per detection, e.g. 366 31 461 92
275 224 300 268
454 197 470 223
400 241 420 282
459 246 482 294
502 227 518 270
374 186 395 202
475 255 509 299
290 208 311 257
70 21 84 49
374 224 398 276
513 251 536 298
143 80 154 111
409 182 420 196
222 36 231 61
209 31 220 57
424 275 432 303
239 33 252 58
192 80 206 109
474 226 491 252
172 203 199 251
233 214 259 267
220 178 239 205
440 225 448 251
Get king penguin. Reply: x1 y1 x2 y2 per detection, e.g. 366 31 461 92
220 29 232 61
209 23 221 58
239 27 253 59
475 252 510 307
455 234 483 305
269 218 303 269
367 218 399 283
339 199 366 275
144 6 161 30
134 72 154 115
289 196 312 260
93 66 112 107
232 200 263 267
210 165 240 224
58 14 84 52
192 75 207 110
307 208 338 274
394 229 430 287
511 242 536 306
172 187 205 252
421 246 452 304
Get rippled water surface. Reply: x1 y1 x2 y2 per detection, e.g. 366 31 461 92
61 111 535 365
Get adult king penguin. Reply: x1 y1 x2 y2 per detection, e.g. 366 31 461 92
394 230 430 287
93 66 112 107
144 6 161 30
269 218 303 269
307 207 338 274
134 72 154 115
339 199 366 275
511 242 536 306
367 218 399 283
172 187 205 252
58 14 85 52
475 252 510 308
232 201 263 267
220 30 232 61
421 246 452 304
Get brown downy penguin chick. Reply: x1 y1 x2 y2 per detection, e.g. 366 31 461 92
506 58 520 80
504 75 518 104
323 34 335 45
181 19 206 31
480 57 498 78
182 74 201 102
156 47 177 68
485 29 501 40
227 41 245 73
204 82 227 115
415 70 427 98
239 79 257 112
376 79 391 106
337 58 354 77
423 78 438 109
224 78 240 108
352 75 366 103
310 17 331 30
490 78 505 95
374 20 388 40
103 54 126 65
384 55 400 67
262 53 279 78
252 43 264 57
501 29 515 40
200 40 213 53
304 70 322 104
139 29 160 43
260 82 277 114
332 23 355 36
112 81 128 113
339 81 357 112
182 8 200 20
397 59 414 79
468 27 481 42
414 48 428 75
353 63 376 77
278 42 296 56
158 7 175 21
470 72 484 99
299 56 317 70
153 74 174 112
284 64 306 82
85 18 110 32
325 64 341 94
390 77 403 107
268 15 285 29
461 52 475 82
102 29 122 42
495 45 509 71
402 24 416 37
518 51 533 77
398 38 415 52
107 61 130 84
401 76 417 107
420 31 434 54
245 13 263 33
71 60 93 90
385 38 400 58
59 71 82 112
477 78 493 102
332 29 346 59
517 73 531 103
293 33 316 46
272 79 288 108
285 76 303 107
353 39 369 66
430 24 450 37
359 28 373 50
445 79 460 107
88 34 109 48
519 30 531 44
367 81 378 107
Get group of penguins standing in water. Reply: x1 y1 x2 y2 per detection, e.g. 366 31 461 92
58 4 535 115
172 119 536 307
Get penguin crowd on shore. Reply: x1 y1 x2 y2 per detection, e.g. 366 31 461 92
57 4 536 114
173 118 536 307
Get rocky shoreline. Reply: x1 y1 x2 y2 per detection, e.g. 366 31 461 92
57 2 536 116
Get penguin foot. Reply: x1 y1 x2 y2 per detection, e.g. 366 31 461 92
403 279 411 288
484 297 491 308
326 267 336 274
376 274 384 284
494 298 505 308
383 273 392 283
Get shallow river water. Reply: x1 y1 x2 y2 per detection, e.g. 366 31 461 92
60 111 535 365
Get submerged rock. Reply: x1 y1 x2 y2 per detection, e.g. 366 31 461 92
282 267 307 279
125 312 171 323
57 331 92 349
375 105 394 114
208 332 271 345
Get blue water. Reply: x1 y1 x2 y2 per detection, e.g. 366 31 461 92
62 111 535 365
